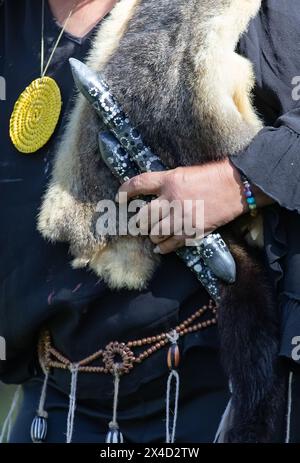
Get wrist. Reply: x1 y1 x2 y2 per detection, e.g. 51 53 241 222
220 159 249 220
226 159 275 216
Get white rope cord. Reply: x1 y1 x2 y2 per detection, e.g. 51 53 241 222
285 371 294 444
110 366 121 429
165 331 180 444
165 369 180 443
41 0 45 77
37 371 49 419
166 330 179 345
40 0 77 77
66 363 79 444
0 386 21 443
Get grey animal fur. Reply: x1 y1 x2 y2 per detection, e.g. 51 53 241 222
38 0 262 290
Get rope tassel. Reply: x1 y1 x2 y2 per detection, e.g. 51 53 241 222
106 365 124 443
30 371 49 443
66 363 79 444
285 371 294 444
165 330 180 444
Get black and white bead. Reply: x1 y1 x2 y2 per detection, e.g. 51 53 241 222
30 414 48 443
105 422 124 444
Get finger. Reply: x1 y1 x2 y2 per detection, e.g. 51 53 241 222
150 208 184 241
149 233 169 245
136 196 170 234
116 172 166 203
149 215 173 244
153 235 185 255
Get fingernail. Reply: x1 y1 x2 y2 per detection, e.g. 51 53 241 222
153 245 161 254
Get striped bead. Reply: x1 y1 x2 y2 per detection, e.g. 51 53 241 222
30 415 48 443
167 344 180 370
105 428 124 443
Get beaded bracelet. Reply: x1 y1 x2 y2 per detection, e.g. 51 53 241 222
241 173 258 217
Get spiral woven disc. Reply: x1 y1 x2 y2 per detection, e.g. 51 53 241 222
9 76 62 154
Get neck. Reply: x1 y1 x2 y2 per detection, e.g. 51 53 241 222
48 0 118 38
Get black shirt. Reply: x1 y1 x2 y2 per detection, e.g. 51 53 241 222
233 0 300 363
0 1 220 402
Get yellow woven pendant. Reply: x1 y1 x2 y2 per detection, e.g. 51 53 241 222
9 76 62 154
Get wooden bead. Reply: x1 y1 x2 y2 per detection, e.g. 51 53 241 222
167 344 180 369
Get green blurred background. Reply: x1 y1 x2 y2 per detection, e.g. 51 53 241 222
0 384 19 433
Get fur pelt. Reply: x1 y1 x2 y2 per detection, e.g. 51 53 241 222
38 0 284 442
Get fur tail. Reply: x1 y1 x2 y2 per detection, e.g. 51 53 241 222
217 237 284 442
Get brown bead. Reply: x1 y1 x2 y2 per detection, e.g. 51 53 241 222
167 344 180 369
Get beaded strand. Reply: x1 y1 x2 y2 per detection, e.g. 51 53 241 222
39 300 217 376
241 173 258 217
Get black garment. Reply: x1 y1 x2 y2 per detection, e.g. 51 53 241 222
231 0 300 364
0 0 228 443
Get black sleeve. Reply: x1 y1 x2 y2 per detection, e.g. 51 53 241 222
231 106 300 215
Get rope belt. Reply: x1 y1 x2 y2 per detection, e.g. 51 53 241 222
30 299 217 444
